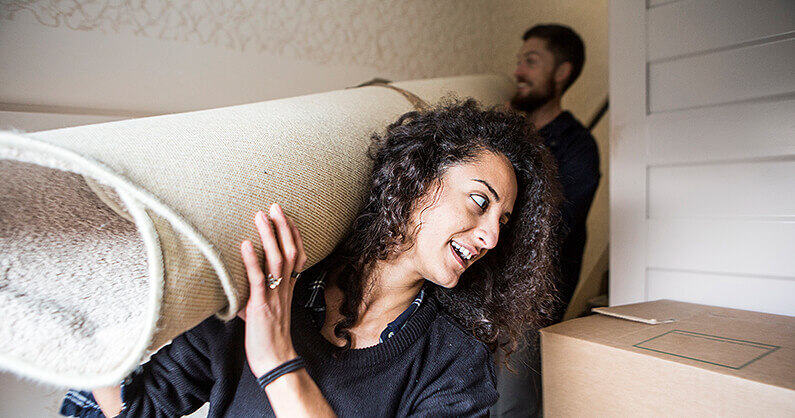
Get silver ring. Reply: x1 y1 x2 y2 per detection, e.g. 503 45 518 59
290 271 301 281
266 274 282 289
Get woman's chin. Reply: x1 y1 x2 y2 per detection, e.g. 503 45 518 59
428 274 460 289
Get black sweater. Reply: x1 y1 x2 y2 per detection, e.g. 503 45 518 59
121 281 498 417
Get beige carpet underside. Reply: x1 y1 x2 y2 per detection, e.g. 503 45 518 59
0 160 148 375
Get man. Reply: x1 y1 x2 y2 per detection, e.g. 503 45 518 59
493 24 601 418
513 24 600 322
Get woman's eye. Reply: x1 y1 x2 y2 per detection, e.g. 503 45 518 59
470 194 488 211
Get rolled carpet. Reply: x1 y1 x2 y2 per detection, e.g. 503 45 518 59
0 74 515 388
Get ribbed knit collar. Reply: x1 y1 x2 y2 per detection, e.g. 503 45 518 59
292 278 439 368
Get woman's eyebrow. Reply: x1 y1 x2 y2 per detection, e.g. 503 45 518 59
472 179 500 202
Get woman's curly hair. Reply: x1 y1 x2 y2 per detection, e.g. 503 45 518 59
325 99 561 360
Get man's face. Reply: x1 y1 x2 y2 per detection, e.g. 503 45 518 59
511 37 558 113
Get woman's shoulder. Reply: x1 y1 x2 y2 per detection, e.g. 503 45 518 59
406 298 498 411
172 314 245 354
423 297 494 361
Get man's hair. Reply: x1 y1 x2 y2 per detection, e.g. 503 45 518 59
523 24 585 93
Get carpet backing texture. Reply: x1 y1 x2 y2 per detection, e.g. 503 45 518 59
0 74 514 388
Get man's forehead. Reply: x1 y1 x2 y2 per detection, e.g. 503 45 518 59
518 37 550 55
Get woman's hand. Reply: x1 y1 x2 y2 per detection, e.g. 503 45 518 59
239 203 307 378
240 204 335 417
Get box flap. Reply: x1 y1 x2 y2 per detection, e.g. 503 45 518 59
543 300 795 416
544 299 795 391
592 299 705 324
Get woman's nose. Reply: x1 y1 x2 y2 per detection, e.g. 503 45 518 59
476 219 501 250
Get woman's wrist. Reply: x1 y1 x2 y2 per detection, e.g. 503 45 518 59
92 385 123 417
249 346 299 377
256 356 306 390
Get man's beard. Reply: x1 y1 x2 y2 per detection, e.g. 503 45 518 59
511 77 555 113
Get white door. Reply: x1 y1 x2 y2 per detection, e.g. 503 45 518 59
609 0 795 316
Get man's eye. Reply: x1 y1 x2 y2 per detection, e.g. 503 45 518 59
470 194 488 211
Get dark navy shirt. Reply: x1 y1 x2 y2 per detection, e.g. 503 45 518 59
538 111 600 320
297 270 425 343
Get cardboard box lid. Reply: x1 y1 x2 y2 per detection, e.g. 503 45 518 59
541 300 795 391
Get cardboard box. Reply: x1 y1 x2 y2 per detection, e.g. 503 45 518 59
541 300 795 417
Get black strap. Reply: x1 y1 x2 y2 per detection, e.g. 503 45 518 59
256 357 307 389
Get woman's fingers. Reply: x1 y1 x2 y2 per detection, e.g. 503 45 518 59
254 209 288 289
251 203 304 295
268 203 297 284
286 215 307 275
240 240 266 307
240 205 303 377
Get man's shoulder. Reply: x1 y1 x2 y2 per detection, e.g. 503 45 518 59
543 111 597 157
552 111 593 140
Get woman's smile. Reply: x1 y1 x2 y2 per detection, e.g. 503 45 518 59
450 240 474 267
391 150 518 289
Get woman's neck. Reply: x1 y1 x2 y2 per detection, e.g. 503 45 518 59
358 259 424 320
322 259 425 348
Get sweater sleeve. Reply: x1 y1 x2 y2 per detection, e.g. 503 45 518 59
120 316 240 417
407 331 499 417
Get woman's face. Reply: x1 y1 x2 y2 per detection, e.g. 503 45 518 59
400 150 518 289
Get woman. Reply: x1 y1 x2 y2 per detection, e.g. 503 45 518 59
63 99 560 417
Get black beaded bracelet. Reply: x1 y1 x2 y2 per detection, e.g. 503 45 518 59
256 357 307 390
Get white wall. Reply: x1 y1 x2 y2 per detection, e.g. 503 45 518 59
0 0 545 119
610 0 795 315
0 0 611 314
0 1 611 416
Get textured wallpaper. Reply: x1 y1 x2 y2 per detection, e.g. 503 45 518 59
0 0 516 79
0 0 611 376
